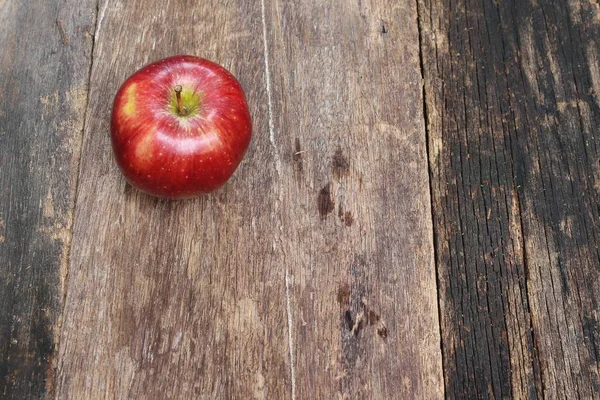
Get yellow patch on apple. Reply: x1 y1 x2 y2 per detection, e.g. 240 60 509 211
122 83 137 118
135 130 154 165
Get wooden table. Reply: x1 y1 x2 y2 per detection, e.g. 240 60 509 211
1 0 599 398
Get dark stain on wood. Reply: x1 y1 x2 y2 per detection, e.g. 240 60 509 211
377 326 388 339
343 310 357 333
318 183 335 219
366 309 380 325
332 147 350 179
380 19 388 34
337 283 351 307
0 0 94 398
418 0 600 397
342 211 354 227
293 137 304 176
337 204 354 227
338 271 389 397
340 282 365 377
338 282 387 340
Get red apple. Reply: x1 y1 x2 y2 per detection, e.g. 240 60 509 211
111 55 252 199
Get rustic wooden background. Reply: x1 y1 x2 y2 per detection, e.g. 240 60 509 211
1 0 599 398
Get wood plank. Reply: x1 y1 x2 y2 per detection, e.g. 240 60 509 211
0 1 95 398
419 0 600 397
55 0 290 398
263 0 444 398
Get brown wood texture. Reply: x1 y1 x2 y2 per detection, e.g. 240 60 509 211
3 0 600 398
418 0 600 398
55 0 290 398
54 0 444 397
0 0 95 398
263 0 443 398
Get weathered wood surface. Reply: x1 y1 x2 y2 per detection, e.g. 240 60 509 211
0 0 95 398
264 0 443 398
54 0 291 398
53 0 443 397
419 0 600 398
2 0 600 398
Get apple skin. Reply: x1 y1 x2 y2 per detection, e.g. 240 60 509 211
111 55 252 199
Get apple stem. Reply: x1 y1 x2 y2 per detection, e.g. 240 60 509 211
174 85 188 116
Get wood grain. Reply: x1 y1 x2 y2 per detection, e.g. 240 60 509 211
8 0 596 397
0 1 95 398
418 0 600 397
55 0 290 398
263 0 444 398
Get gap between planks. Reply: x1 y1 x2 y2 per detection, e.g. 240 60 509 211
414 0 447 396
